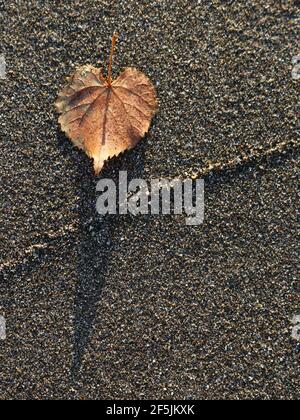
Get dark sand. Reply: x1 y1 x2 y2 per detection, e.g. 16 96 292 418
0 0 299 399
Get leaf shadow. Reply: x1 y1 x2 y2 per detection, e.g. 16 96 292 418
70 139 148 378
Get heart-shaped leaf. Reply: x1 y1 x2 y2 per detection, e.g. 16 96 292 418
56 34 158 174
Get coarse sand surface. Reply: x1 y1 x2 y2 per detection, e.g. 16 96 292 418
0 0 299 399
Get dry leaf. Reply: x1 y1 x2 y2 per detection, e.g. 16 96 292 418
55 33 158 175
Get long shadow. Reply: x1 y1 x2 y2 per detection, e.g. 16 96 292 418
70 138 147 376
71 166 109 375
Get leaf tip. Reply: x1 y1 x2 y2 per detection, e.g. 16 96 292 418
93 157 105 176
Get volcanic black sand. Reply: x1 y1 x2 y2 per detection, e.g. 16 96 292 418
0 0 299 400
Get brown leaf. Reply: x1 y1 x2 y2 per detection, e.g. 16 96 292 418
55 34 158 175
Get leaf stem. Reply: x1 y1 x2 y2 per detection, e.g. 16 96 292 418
107 32 118 87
